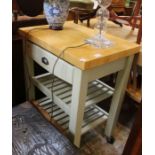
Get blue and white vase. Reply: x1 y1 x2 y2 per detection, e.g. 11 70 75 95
44 0 70 30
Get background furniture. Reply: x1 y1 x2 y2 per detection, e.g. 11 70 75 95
112 0 126 14
109 0 142 29
70 0 93 9
70 7 98 27
70 0 141 28
122 103 142 155
127 16 142 103
12 0 47 106
12 16 47 106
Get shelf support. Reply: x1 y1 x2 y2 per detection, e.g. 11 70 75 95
69 68 88 147
105 55 134 139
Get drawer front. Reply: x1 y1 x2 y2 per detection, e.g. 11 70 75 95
26 41 74 84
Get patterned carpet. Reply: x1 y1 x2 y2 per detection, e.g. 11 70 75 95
12 101 131 155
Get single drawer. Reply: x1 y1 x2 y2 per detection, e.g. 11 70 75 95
26 41 74 84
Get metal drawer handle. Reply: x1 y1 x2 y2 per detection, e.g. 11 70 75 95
41 57 49 65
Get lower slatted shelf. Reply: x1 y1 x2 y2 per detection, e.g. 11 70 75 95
32 73 114 116
34 97 108 135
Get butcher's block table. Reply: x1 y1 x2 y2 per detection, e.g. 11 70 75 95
19 21 140 147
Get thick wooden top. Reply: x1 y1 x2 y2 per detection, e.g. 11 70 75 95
19 21 140 70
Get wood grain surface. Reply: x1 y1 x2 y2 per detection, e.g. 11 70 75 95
19 21 140 70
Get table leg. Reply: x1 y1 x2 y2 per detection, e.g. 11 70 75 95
23 39 35 101
69 68 88 147
105 56 134 142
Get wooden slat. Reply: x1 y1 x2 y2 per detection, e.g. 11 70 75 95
82 105 108 134
39 99 52 106
57 90 72 99
86 87 108 101
41 104 53 110
33 72 51 80
57 82 93 99
42 77 59 85
85 90 113 107
46 80 64 88
34 98 108 135
38 96 49 103
82 115 107 135
56 114 68 122
52 83 69 92
36 74 114 106
60 82 113 106
31 99 67 134
83 108 99 121
33 73 114 115
33 77 71 115
96 80 115 91
55 87 72 96
83 113 105 127
47 107 60 114
87 84 104 95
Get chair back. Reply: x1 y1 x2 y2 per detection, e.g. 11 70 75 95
13 0 43 17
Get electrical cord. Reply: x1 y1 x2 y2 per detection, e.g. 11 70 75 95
50 43 88 123
24 27 88 123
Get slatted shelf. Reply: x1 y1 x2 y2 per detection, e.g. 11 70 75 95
35 97 108 135
32 73 114 116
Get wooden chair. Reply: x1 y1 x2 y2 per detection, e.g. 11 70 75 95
70 0 141 28
69 0 97 27
111 0 126 14
70 6 99 27
106 14 142 103
126 16 142 103
109 0 142 29
108 0 142 103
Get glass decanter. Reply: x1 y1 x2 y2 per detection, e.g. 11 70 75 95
86 0 113 48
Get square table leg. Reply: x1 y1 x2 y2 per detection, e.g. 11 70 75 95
69 68 88 147
105 55 134 142
23 39 35 101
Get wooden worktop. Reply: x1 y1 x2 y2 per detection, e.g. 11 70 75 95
81 19 142 66
19 21 140 70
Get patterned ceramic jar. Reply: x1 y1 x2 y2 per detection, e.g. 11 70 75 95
44 0 70 30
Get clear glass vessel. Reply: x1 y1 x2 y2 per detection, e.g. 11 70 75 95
86 0 113 48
